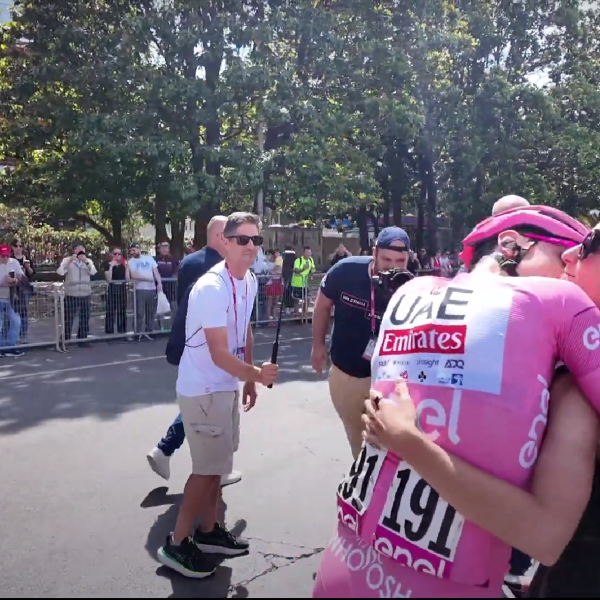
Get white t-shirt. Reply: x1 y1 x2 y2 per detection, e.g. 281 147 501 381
0 258 24 301
176 260 258 396
128 256 157 290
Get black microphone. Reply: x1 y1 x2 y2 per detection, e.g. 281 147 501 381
268 248 296 388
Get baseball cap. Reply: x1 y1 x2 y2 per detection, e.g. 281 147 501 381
376 227 410 251
129 242 141 249
0 244 10 257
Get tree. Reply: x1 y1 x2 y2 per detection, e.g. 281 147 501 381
0 0 154 246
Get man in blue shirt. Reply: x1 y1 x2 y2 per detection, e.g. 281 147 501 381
146 216 242 487
311 227 411 459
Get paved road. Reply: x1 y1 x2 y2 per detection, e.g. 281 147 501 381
0 325 349 598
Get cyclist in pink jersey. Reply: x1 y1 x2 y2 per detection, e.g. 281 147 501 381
313 206 600 599
359 225 600 598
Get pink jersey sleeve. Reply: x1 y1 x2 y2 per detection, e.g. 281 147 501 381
558 285 600 413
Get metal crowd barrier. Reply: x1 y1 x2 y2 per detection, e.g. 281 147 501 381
2 274 323 352
2 268 465 353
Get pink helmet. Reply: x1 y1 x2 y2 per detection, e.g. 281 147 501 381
460 205 588 268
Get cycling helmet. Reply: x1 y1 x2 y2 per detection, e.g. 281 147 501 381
460 205 588 271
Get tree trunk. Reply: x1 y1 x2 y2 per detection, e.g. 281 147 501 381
382 195 391 227
110 216 122 248
390 174 404 227
356 205 370 252
367 208 380 239
194 205 213 249
426 174 438 254
194 48 222 249
416 182 426 252
154 192 168 246
418 151 438 253
170 219 185 259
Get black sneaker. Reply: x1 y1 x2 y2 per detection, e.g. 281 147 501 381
193 524 249 556
157 535 216 579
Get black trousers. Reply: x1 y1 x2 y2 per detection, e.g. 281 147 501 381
105 283 127 334
64 295 90 340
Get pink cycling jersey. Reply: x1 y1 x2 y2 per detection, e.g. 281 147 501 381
314 272 600 598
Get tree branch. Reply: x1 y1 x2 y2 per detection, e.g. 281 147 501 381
75 213 114 242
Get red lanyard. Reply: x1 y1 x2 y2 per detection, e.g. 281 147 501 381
226 265 248 348
369 261 376 334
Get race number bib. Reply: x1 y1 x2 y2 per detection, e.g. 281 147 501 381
373 460 464 579
337 443 387 534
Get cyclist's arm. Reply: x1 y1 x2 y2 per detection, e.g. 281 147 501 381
394 374 598 566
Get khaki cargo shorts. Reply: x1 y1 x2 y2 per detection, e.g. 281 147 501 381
177 391 240 476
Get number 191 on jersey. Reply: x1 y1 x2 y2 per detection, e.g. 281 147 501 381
337 443 387 533
374 460 465 579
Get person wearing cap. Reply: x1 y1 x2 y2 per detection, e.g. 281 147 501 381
0 243 24 356
57 242 98 345
311 226 410 459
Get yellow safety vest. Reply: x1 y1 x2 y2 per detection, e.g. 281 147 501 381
291 257 315 288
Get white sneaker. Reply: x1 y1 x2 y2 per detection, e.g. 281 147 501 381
220 471 242 487
147 447 171 480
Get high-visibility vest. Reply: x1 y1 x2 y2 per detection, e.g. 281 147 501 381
291 257 315 288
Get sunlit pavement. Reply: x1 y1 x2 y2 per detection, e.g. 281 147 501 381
0 325 349 598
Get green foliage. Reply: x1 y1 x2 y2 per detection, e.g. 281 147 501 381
0 203 106 261
0 0 598 251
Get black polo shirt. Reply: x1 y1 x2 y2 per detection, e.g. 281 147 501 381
320 256 378 379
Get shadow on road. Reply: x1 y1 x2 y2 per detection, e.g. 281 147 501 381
0 328 323 434
142 486 250 599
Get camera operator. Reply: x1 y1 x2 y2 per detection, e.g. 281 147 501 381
311 227 411 459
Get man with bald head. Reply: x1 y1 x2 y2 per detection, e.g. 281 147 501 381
147 215 242 487
491 195 530 216
457 195 532 274
176 216 228 302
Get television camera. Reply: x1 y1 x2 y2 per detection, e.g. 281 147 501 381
371 268 414 315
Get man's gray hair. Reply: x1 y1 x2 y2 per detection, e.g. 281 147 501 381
223 212 260 237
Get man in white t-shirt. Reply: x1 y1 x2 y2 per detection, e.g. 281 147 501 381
127 243 163 340
157 212 279 579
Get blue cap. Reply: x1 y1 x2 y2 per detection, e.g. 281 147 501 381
376 227 410 251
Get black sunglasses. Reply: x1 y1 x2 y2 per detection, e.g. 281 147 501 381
580 230 600 260
226 235 263 247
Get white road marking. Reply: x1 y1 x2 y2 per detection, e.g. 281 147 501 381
0 336 312 381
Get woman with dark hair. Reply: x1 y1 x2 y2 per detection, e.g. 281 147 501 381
10 237 35 343
104 247 129 335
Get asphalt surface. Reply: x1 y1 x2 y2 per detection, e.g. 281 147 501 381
0 324 349 598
